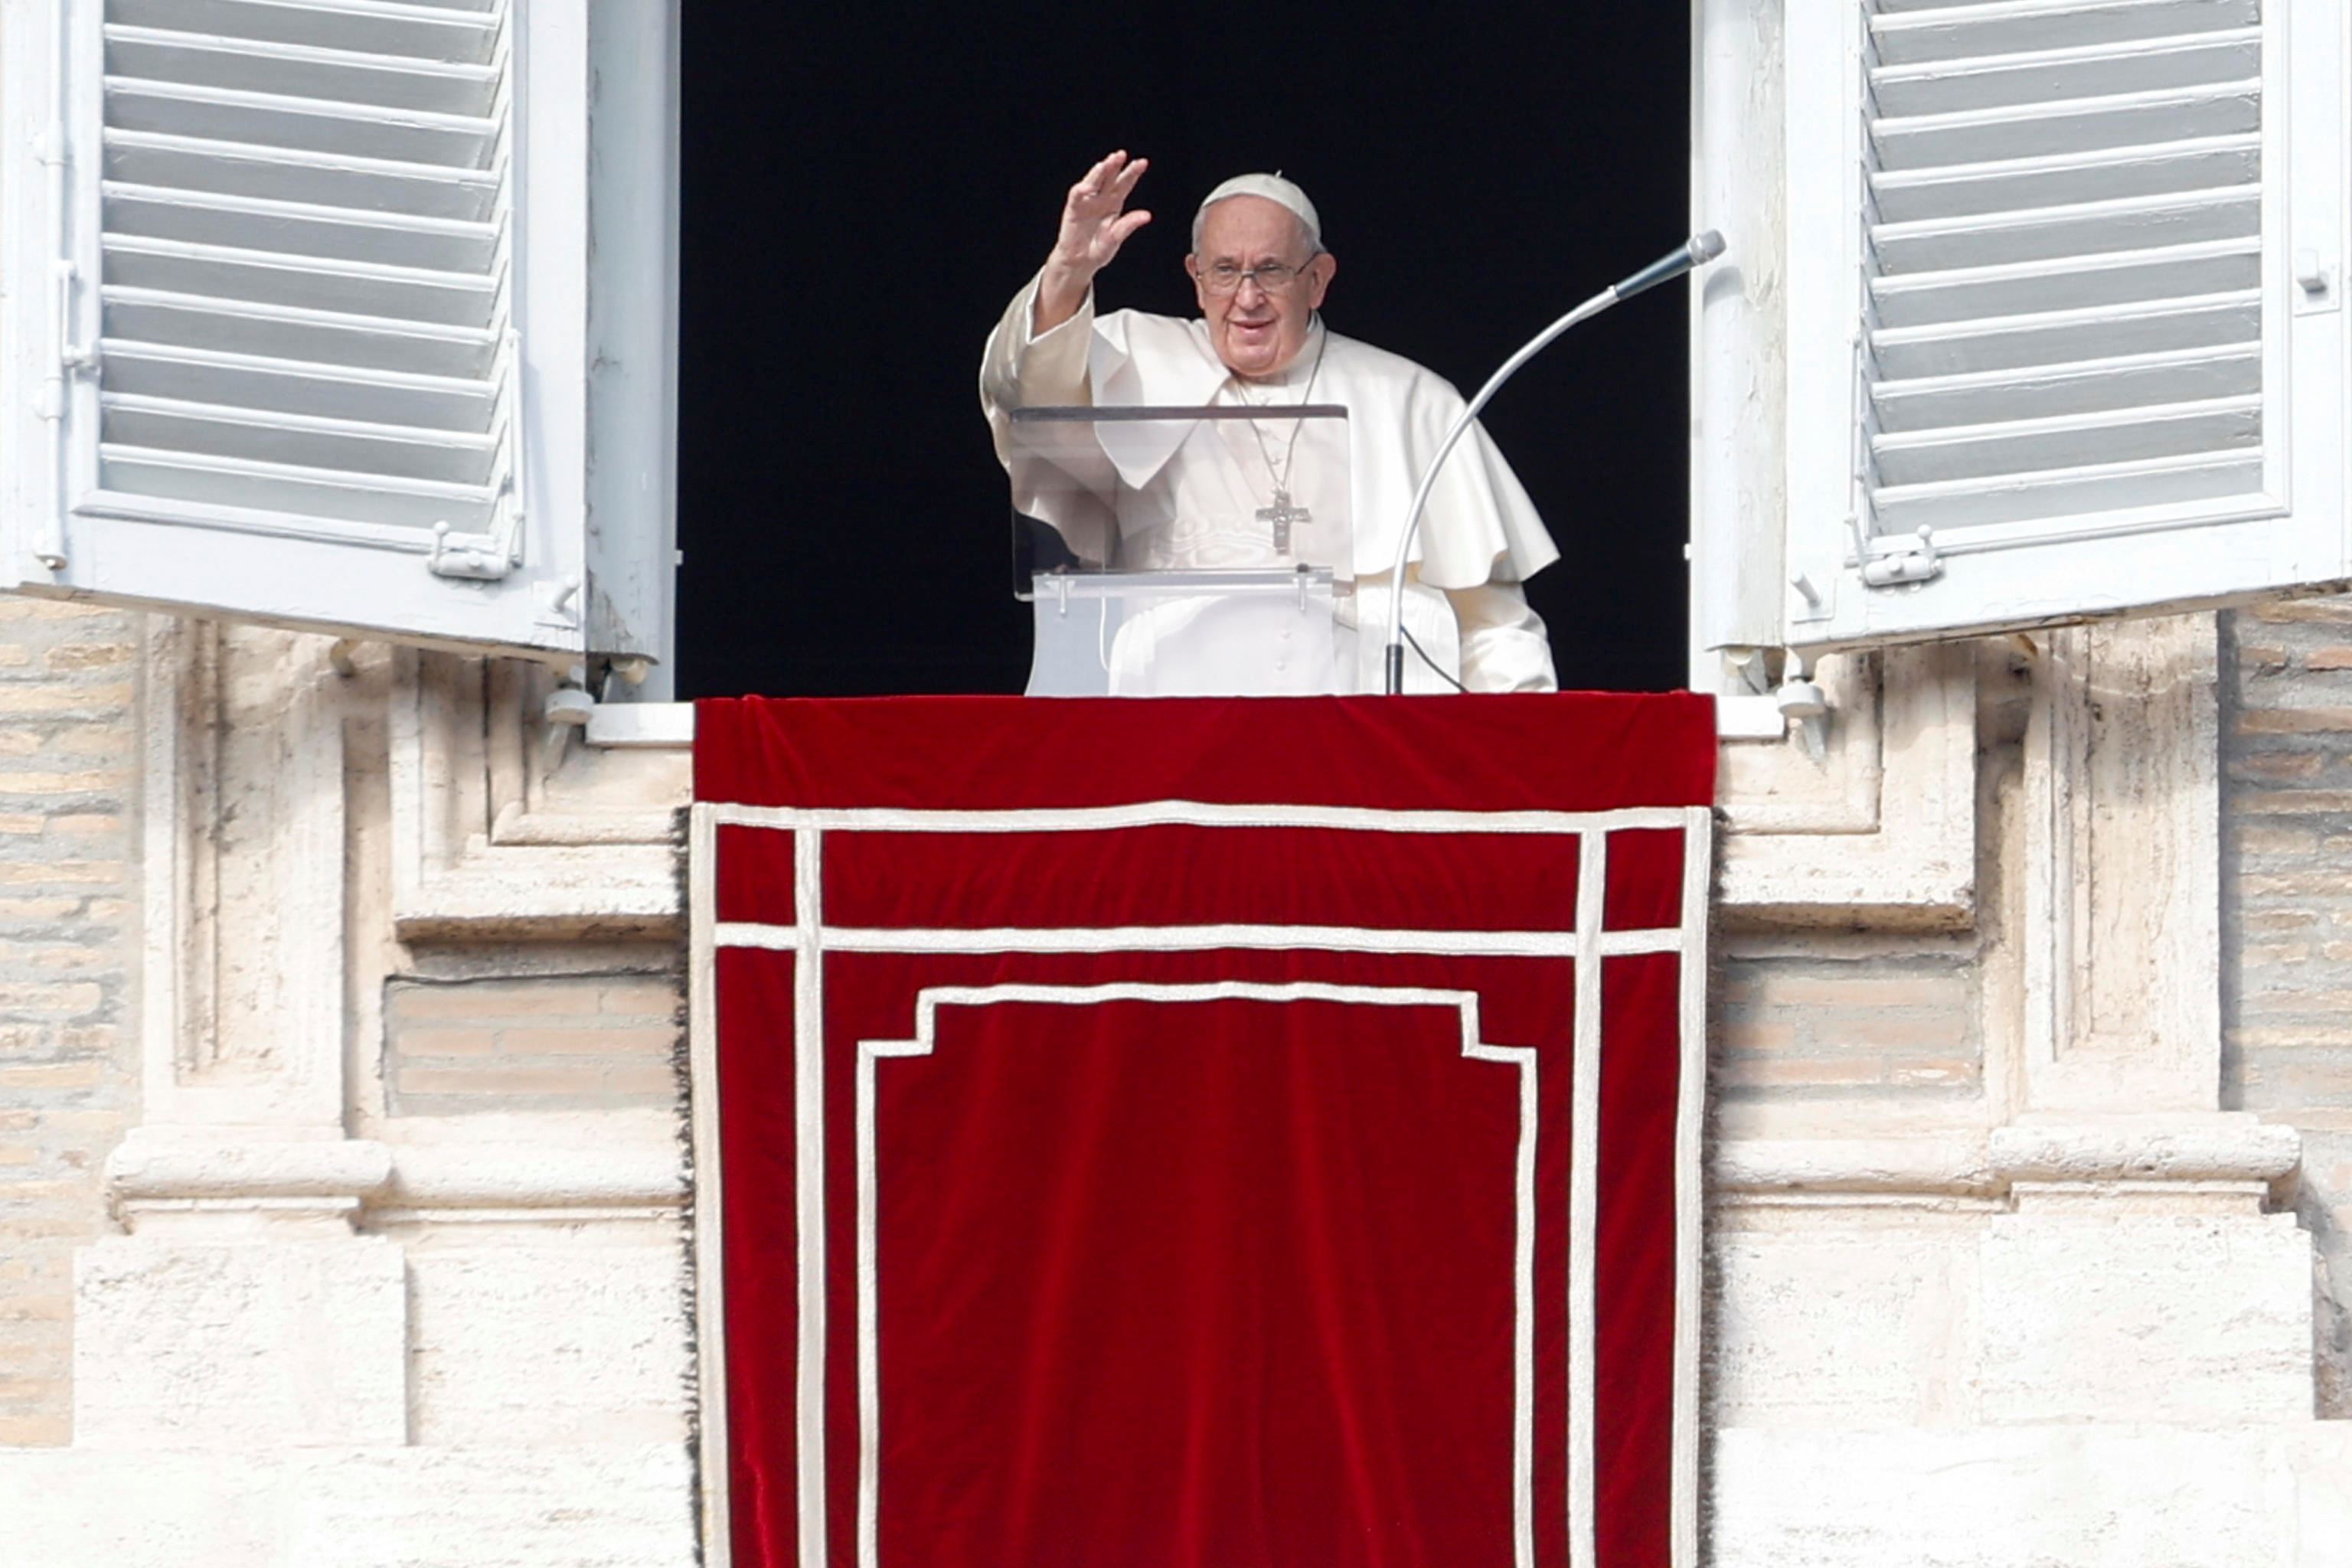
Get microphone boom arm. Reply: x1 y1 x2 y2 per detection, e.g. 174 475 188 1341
1380 231 1725 695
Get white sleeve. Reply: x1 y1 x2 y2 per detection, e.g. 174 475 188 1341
978 270 1097 460
1446 579 1558 693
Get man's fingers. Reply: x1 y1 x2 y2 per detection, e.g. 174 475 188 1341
1072 152 1143 207
1083 150 1127 194
1067 152 1145 243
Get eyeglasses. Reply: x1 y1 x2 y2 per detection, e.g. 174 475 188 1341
1195 256 1317 296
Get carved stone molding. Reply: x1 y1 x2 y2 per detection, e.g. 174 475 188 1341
369 1113 685 1218
139 617 351 1132
2018 616 2223 1116
388 652 684 941
1713 1112 2301 1212
1717 642 1978 929
104 1128 394 1235
1991 1114 2298 1189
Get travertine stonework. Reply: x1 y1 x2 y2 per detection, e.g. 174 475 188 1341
2225 598 2352 1417
0 612 694 1566
0 598 2347 1566
0 602 142 1448
384 972 682 1117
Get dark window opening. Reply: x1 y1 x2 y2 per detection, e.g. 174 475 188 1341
677 5 1690 699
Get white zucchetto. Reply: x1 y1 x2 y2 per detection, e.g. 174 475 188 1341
1193 172 1322 252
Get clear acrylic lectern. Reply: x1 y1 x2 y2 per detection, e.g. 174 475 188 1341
1008 404 1351 697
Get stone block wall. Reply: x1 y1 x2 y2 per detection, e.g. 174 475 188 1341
1704 616 2351 1564
384 972 681 1116
0 613 698 1565
0 590 2343 1565
0 601 143 1446
1714 952 1981 1102
2224 596 2352 1416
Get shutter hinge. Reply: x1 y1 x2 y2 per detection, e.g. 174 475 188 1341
426 521 515 581
1860 525 1944 590
54 260 96 368
35 126 96 427
38 259 96 428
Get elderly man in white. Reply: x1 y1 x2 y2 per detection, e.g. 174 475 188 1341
982 152 1560 693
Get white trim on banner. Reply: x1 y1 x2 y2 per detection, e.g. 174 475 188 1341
1567 830 1607 1568
714 922 1684 959
687 805 732 1561
707 801 1694 835
792 826 828 1568
1672 804 1714 1568
854 982 1536 1568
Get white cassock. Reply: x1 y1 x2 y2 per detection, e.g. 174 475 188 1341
980 272 1561 693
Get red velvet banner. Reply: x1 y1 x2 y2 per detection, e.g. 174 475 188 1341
694 694 1715 1568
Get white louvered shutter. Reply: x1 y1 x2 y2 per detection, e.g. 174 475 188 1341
1 0 675 660
1773 0 2345 652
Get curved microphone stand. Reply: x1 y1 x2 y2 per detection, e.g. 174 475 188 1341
1381 230 1727 695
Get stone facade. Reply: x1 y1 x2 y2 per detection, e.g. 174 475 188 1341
0 603 142 1449
2226 600 2352 1419
0 593 2341 1564
0 609 695 1565
1700 615 2352 1564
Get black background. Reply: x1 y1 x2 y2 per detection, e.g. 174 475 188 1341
675 3 1691 699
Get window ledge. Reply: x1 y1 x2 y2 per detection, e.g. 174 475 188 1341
588 701 694 749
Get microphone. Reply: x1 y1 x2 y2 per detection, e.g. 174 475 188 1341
1381 231 1728 695
1611 229 1726 303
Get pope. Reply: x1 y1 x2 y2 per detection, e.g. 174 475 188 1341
981 152 1562 693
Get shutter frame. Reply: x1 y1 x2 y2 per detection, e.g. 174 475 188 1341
1773 0 2347 653
0 0 674 662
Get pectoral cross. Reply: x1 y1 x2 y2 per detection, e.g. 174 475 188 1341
1256 488 1311 554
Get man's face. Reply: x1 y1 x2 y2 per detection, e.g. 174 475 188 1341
1187 196 1335 380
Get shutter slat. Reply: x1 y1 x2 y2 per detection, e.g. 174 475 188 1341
1872 80 2259 168
1872 449 2267 534
103 392 495 485
1873 342 2259 430
101 341 495 430
99 445 495 531
102 286 495 377
103 235 496 327
1870 394 2261 485
1870 29 2259 118
1872 289 2262 376
1873 0 2258 65
105 25 501 116
104 78 498 165
105 129 501 220
1870 134 2259 224
107 0 501 64
1870 185 2256 273
103 181 498 272
1871 237 2259 328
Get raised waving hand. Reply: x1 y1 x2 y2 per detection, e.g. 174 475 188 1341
1035 152 1152 333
